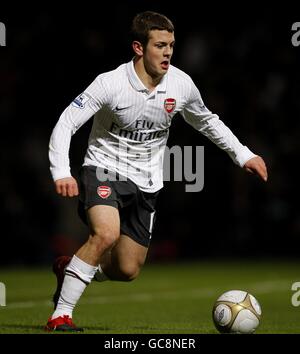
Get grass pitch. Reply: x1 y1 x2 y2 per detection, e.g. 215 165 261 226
0 260 299 334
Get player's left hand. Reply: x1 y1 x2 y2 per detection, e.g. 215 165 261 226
243 156 268 182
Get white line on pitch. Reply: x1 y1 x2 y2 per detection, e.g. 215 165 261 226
3 279 290 309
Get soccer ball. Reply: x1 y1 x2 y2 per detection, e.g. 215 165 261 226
212 290 262 334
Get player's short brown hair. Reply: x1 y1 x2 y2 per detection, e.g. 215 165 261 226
131 11 174 47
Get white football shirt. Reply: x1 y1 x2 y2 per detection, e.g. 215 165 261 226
49 59 256 192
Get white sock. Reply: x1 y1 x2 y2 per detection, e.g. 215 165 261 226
93 264 109 282
51 255 98 319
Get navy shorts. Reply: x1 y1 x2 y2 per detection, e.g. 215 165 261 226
77 166 159 247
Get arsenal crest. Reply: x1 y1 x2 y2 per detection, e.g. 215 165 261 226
97 185 111 199
164 98 176 114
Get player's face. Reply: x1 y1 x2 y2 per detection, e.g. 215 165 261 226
143 30 175 78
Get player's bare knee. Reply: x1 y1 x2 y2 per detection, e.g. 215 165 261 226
89 228 119 251
118 263 141 281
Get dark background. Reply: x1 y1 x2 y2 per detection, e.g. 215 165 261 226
0 2 299 265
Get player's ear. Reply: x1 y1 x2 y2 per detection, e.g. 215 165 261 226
132 41 144 56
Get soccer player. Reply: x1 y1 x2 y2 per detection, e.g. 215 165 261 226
46 11 268 331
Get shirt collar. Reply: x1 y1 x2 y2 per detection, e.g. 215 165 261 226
126 59 167 94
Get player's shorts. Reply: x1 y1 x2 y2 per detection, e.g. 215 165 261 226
77 166 160 247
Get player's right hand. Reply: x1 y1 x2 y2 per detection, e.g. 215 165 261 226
54 177 79 197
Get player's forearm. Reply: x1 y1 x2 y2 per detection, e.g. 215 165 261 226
49 119 73 181
201 116 256 167
184 83 256 167
48 98 97 181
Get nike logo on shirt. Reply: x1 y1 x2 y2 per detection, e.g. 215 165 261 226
116 106 130 111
